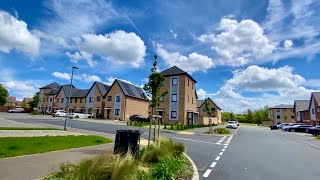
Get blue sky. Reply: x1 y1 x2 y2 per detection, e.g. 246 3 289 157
0 0 320 113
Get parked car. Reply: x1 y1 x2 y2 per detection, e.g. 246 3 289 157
235 121 240 126
277 123 289 129
8 108 24 113
226 121 238 129
306 126 320 136
286 125 312 132
129 114 149 122
282 123 306 131
270 125 278 130
70 113 92 119
52 110 67 117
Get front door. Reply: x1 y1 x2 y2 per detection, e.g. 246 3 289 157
188 112 193 125
106 109 110 119
158 111 163 124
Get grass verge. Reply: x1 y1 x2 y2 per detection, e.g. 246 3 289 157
206 128 231 134
0 135 112 158
316 136 320 140
127 121 150 127
163 124 212 130
46 138 193 180
0 127 59 130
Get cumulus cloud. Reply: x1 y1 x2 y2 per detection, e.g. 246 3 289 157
156 44 215 73
105 77 133 85
198 18 276 66
74 30 146 67
283 40 293 49
65 51 97 67
197 89 207 99
170 30 177 39
52 72 101 83
1 81 40 99
0 11 40 56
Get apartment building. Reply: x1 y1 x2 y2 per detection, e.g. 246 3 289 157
86 82 110 117
268 104 295 124
69 89 89 113
309 92 320 126
54 84 79 112
103 79 149 120
39 82 61 113
156 66 198 125
196 98 222 125
293 100 310 123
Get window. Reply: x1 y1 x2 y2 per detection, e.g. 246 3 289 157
192 83 194 89
50 97 52 102
61 98 64 103
159 96 163 102
171 94 177 102
188 79 190 86
97 96 101 102
115 109 120 116
192 97 193 104
48 106 51 112
276 109 280 112
56 98 59 103
172 78 178 86
171 111 177 118
80 98 82 103
89 97 93 102
116 96 120 102
277 115 280 119
211 108 215 112
88 108 92 114
312 109 314 114
203 108 206 112
297 112 299 116
187 95 189 103
75 98 77 103
291 116 294 119
283 109 287 111
70 98 72 103
107 96 112 101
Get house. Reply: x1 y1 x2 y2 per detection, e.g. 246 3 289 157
196 98 222 125
69 89 89 113
103 79 149 121
156 66 198 125
39 82 61 113
293 100 310 123
85 82 110 118
309 92 320 126
21 97 33 107
268 104 295 124
6 96 17 106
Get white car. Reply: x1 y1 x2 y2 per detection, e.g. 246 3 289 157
70 113 92 119
226 121 238 129
52 110 67 117
8 108 24 113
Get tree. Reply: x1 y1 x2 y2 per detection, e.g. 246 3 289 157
143 55 168 146
28 92 40 110
204 98 215 131
0 84 9 106
246 109 254 123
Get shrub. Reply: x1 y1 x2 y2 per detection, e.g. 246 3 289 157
214 128 230 134
171 125 173 130
151 156 188 179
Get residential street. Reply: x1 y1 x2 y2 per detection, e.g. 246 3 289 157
2 115 320 180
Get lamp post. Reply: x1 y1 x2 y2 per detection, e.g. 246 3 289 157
64 66 78 131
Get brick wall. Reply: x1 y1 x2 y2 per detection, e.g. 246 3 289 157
124 97 149 120
104 82 125 120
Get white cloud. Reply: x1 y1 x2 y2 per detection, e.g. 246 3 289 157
197 89 207 99
105 76 133 86
170 30 177 39
156 44 215 73
75 30 146 67
52 72 101 83
198 18 276 66
283 40 293 49
1 81 39 99
65 51 97 67
0 11 40 56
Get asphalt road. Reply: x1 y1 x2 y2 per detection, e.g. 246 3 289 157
3 114 320 180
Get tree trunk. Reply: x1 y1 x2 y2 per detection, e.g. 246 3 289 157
148 107 153 147
209 118 212 132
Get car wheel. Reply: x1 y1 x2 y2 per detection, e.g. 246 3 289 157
56 114 60 117
75 116 79 118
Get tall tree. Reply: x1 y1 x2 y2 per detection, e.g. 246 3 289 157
143 55 168 146
204 98 215 131
0 84 9 106
28 92 40 110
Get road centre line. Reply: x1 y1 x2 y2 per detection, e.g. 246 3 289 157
203 169 212 178
171 137 217 145
210 161 217 168
222 148 225 152
219 152 223 155
215 156 221 161
224 145 228 148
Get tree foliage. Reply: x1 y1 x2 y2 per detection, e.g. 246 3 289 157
204 98 215 117
222 106 269 124
0 84 9 106
28 92 40 110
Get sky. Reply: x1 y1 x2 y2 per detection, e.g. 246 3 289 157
0 0 320 113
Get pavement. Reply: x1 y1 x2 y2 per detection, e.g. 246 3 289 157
0 130 85 137
2 113 320 180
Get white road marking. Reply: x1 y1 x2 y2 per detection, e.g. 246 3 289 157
234 127 240 135
171 137 217 145
216 142 221 145
222 148 225 152
275 132 320 149
210 161 217 168
224 145 228 148
203 169 212 178
219 152 223 155
224 143 229 145
215 156 221 161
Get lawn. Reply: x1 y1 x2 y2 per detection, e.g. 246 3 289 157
163 124 210 130
0 127 60 130
316 136 320 140
0 135 112 158
127 121 150 127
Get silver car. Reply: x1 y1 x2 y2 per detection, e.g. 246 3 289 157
226 121 238 129
8 108 24 113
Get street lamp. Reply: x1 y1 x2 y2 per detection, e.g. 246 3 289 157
64 66 79 131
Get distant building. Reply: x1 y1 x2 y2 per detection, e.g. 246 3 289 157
293 100 310 123
6 96 17 107
309 92 320 126
196 98 222 125
268 104 295 124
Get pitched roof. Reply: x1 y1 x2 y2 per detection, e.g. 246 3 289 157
40 82 60 89
22 98 33 103
312 92 320 104
59 84 79 98
95 82 110 96
72 89 90 98
197 98 222 110
294 100 310 112
161 66 197 83
116 80 148 101
270 104 293 109
7 96 16 102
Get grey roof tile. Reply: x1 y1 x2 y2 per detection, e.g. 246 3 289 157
294 100 310 111
72 89 90 98
161 66 197 83
312 92 320 105
117 80 148 100
270 104 294 109
95 82 110 96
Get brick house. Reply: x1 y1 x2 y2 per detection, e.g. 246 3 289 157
54 84 79 113
268 104 295 124
156 66 198 125
293 100 310 123
85 82 110 118
196 98 222 125
309 92 320 126
6 96 17 107
103 79 149 121
39 82 61 114
69 89 89 113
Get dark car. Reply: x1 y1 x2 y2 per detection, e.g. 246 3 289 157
129 114 149 122
306 126 320 136
287 125 312 132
